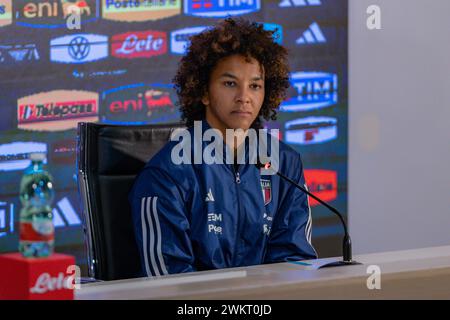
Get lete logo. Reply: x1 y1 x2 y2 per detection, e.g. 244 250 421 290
112 30 167 59
29 272 74 294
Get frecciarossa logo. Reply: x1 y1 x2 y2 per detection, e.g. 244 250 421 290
101 84 180 125
304 169 337 206
17 90 99 131
112 30 167 58
14 0 99 28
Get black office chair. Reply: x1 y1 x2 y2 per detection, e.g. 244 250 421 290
76 122 185 281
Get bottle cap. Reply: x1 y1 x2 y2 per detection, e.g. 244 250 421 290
29 152 46 162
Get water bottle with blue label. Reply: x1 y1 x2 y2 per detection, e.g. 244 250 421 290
19 153 55 258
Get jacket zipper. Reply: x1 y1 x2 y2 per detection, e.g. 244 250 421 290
235 172 241 184
233 166 244 265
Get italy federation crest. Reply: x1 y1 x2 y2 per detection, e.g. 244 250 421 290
260 179 272 206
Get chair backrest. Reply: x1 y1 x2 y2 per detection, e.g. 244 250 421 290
76 122 185 281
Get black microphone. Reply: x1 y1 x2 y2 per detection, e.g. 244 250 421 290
257 161 361 268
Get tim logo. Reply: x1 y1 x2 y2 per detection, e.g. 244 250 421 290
285 116 337 145
279 0 321 7
50 34 108 64
17 90 99 131
0 43 40 64
184 0 260 18
0 201 14 238
0 141 47 172
112 30 167 59
170 26 208 55
280 72 338 112
304 170 337 206
15 0 99 28
102 0 181 22
101 84 180 125
0 0 12 27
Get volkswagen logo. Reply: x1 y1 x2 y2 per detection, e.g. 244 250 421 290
68 36 90 61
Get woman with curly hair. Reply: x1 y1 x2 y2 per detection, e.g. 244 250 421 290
173 18 290 131
129 18 317 277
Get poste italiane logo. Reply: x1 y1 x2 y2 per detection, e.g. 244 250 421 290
102 0 181 21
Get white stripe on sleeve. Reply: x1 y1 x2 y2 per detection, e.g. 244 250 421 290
152 197 168 275
146 196 161 276
141 197 151 277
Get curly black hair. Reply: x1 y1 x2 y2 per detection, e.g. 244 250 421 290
172 18 290 129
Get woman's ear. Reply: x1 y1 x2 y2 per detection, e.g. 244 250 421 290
201 92 209 107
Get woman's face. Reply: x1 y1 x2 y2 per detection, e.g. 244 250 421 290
202 54 265 134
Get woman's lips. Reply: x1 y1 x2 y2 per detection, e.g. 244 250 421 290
231 111 252 117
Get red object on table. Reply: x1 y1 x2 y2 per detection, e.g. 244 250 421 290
0 253 76 300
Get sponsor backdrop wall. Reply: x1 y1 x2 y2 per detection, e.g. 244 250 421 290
0 0 348 274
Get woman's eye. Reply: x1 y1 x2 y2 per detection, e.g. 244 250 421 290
251 84 262 90
224 81 235 87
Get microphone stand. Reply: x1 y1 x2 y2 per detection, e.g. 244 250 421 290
261 162 361 268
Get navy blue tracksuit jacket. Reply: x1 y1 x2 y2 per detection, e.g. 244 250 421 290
129 120 317 277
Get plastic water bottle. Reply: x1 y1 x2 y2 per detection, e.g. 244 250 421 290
19 153 55 258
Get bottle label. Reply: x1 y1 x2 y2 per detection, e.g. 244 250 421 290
20 221 54 242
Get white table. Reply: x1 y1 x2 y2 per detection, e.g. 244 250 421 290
75 245 450 299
